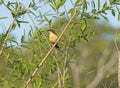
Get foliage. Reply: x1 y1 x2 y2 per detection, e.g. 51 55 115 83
0 0 120 88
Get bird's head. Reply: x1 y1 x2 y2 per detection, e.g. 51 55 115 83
48 29 56 34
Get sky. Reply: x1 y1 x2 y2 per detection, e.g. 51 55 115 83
0 0 120 45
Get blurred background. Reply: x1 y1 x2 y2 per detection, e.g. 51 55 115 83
0 0 120 88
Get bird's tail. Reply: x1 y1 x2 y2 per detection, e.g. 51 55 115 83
55 44 60 49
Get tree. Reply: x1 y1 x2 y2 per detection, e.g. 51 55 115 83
0 0 120 88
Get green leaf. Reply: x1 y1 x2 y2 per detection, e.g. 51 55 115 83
56 0 66 9
116 6 120 13
29 2 35 8
86 31 95 38
44 15 49 22
50 4 56 11
33 30 39 39
49 19 52 24
28 29 33 37
118 13 120 21
87 69 96 74
21 35 25 43
11 23 16 30
10 39 18 45
81 20 87 32
92 9 96 14
106 73 110 78
16 20 20 28
11 10 17 16
100 14 109 22
39 11 43 18
20 44 30 49
0 17 8 20
68 8 75 16
82 12 90 18
17 10 27 17
83 1 88 11
59 12 65 16
4 54 9 62
80 65 86 71
28 10 36 16
16 19 28 28
91 0 95 9
21 29 26 43
98 0 100 10
18 20 28 23
75 0 81 6
109 0 114 4
76 9 80 17
111 10 115 16
103 2 107 8
0 2 3 5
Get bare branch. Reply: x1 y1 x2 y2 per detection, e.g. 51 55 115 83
114 29 120 88
86 49 117 88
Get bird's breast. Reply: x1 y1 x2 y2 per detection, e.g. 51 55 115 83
49 33 58 44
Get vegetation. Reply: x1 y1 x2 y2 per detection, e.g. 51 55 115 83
0 0 120 88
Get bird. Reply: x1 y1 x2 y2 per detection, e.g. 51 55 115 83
48 29 60 49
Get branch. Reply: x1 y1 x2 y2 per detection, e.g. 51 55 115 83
86 49 117 88
62 35 71 87
25 9 77 88
0 0 21 56
114 29 120 88
0 18 16 55
19 2 51 48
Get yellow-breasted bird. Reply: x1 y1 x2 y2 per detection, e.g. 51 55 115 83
48 29 60 49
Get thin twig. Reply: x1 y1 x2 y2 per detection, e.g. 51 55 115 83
114 29 120 88
0 19 16 55
114 29 119 53
53 56 62 88
62 35 71 87
19 2 51 48
25 9 77 88
63 5 69 20
108 80 114 88
0 0 21 56
53 50 62 88
2 51 13 64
